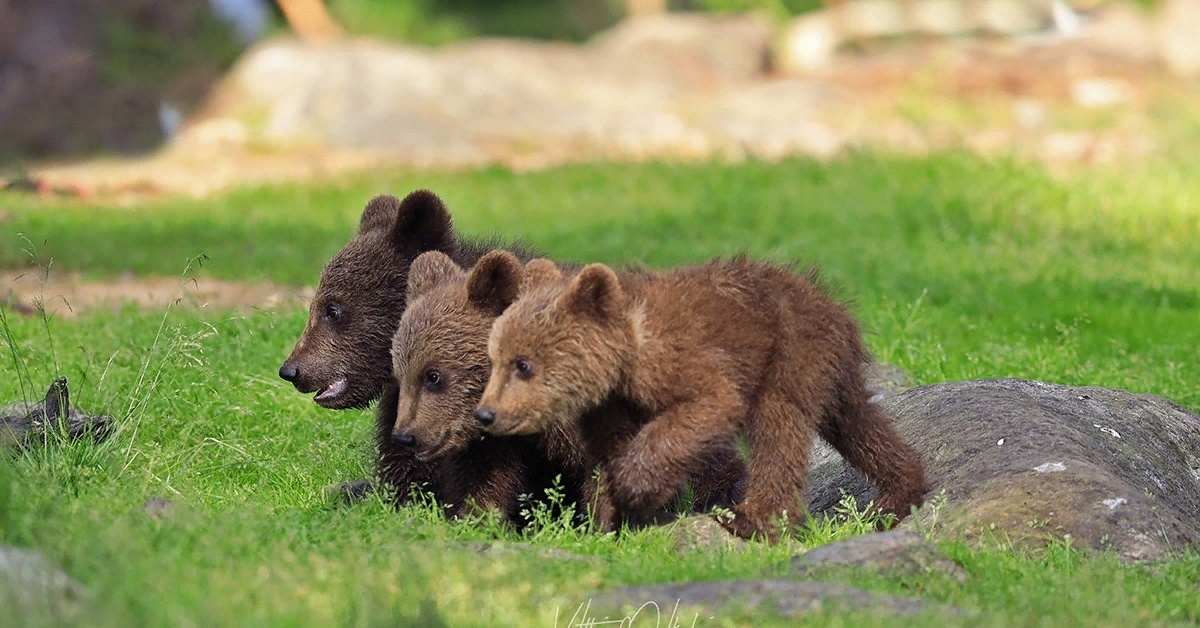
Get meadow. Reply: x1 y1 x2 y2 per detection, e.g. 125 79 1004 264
1 151 1198 625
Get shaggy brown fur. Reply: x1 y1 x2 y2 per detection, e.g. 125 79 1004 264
277 190 534 506
477 257 927 541
394 251 748 528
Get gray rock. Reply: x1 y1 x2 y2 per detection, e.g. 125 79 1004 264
584 579 949 620
791 530 967 581
0 545 87 615
588 14 773 85
807 379 1200 562
178 15 784 170
454 541 595 564
141 497 177 519
1 378 112 448
669 515 746 554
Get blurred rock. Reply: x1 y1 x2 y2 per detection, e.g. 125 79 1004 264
974 0 1046 34
670 515 746 554
806 379 1200 562
0 545 87 616
791 530 967 581
909 0 971 36
1080 4 1157 63
589 14 773 85
1159 0 1200 77
585 579 950 619
835 0 908 40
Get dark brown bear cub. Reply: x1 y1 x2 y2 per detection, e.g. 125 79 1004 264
393 251 748 528
476 257 927 541
277 190 533 505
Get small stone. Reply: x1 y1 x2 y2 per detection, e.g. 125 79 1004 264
792 530 967 581
454 541 595 564
585 579 955 619
141 497 177 518
669 515 747 554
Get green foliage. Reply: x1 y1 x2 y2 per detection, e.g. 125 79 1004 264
327 0 624 43
1 152 1199 624
689 0 822 19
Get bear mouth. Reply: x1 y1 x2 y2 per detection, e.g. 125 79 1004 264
488 418 532 437
313 378 348 405
414 430 454 461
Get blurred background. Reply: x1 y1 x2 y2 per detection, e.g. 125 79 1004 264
1 0 1198 195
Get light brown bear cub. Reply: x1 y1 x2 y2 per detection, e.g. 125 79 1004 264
394 251 748 528
476 257 927 541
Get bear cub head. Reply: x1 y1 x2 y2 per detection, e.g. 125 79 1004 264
278 190 457 410
389 249 543 460
477 263 636 437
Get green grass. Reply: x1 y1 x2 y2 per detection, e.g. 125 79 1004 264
1 152 1199 625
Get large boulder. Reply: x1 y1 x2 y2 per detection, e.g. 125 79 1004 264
178 14 778 168
807 379 1200 562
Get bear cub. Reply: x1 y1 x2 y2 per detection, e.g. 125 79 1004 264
392 251 748 529
476 256 927 541
387 251 580 522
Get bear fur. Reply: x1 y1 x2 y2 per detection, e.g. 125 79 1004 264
278 190 534 506
476 256 927 541
396 250 748 529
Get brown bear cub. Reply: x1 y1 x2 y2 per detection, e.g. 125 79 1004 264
277 190 534 506
392 251 748 528
387 252 577 521
476 257 927 541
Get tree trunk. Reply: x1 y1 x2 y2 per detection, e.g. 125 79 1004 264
277 0 343 40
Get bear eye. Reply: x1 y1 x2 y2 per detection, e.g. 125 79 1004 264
323 302 344 323
422 368 444 391
513 357 534 381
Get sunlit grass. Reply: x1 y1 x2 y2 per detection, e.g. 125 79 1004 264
1 151 1198 624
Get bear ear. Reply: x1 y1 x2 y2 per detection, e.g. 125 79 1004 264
391 189 456 254
520 258 562 295
43 377 69 423
466 250 523 316
407 251 464 302
565 264 623 321
358 195 402 234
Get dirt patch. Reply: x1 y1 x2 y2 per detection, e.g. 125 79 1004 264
1 269 310 318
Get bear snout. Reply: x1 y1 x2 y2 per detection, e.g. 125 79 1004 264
278 361 299 382
391 430 417 447
473 408 496 426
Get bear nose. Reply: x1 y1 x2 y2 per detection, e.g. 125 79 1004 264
391 431 416 447
473 408 496 426
278 362 299 382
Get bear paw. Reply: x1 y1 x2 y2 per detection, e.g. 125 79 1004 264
717 505 785 543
